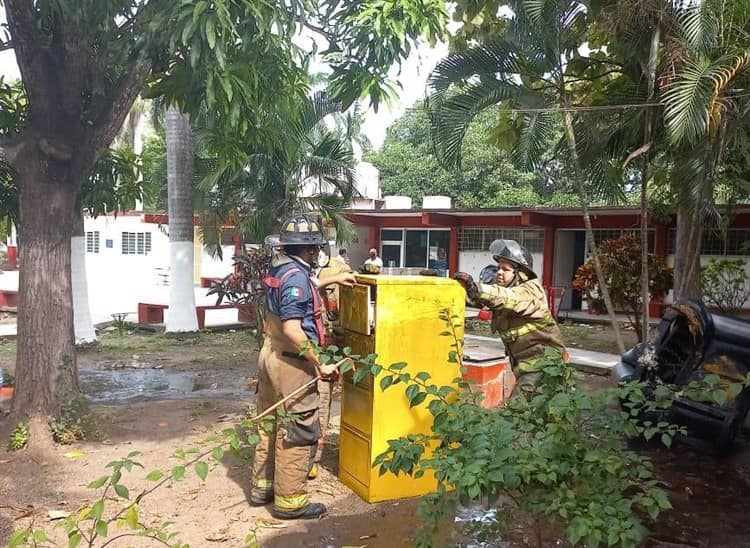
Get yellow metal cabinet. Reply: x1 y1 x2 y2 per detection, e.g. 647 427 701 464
338 275 465 502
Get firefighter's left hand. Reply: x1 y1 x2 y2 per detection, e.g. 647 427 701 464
454 272 479 300
334 272 357 287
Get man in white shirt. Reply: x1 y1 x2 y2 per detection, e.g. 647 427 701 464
362 248 383 270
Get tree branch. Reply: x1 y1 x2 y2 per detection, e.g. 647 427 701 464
81 57 152 175
4 1 52 113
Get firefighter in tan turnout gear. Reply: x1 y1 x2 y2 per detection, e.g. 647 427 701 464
454 239 566 394
250 214 355 520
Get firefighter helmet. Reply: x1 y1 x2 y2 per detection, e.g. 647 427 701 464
489 239 535 277
264 214 328 247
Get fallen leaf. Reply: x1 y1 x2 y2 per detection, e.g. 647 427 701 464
359 535 377 540
158 422 168 427
47 510 70 521
255 518 287 529
63 450 86 459
0 459 12 464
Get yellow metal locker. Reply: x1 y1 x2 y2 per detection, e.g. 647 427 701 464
338 275 465 502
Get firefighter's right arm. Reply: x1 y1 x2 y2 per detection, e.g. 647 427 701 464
476 281 545 316
281 319 339 378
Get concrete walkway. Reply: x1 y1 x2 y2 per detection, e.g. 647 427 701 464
464 333 619 375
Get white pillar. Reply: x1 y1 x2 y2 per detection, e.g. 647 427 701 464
71 235 97 343
166 241 198 332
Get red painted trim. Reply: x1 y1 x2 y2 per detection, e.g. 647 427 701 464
449 227 459 275
542 226 555 287
521 210 557 227
422 212 458 227
459 216 524 227
368 226 378 251
143 213 202 226
554 215 642 229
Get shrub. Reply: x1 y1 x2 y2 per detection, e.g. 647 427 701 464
700 258 750 316
572 234 673 340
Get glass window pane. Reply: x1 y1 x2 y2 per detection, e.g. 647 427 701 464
428 231 450 272
381 244 401 267
381 229 403 241
404 230 428 268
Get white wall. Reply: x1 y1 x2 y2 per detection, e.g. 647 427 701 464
79 215 238 324
458 251 543 281
200 245 236 278
347 226 371 269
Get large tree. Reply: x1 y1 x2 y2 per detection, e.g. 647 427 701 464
368 104 577 207
427 0 628 352
1 0 445 441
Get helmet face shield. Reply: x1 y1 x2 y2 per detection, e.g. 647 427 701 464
488 239 535 277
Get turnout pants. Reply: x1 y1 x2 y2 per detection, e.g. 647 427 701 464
251 339 322 511
311 378 333 465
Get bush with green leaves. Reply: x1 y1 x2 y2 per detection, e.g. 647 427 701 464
323 310 680 548
700 258 750 316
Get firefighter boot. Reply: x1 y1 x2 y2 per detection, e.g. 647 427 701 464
270 502 327 520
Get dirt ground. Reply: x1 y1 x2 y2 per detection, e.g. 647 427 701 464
1 324 750 547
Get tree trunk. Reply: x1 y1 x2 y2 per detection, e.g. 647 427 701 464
11 155 79 432
559 101 626 354
71 211 97 344
639 26 661 342
165 105 198 333
673 203 703 299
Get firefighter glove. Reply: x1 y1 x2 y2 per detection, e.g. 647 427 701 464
453 272 479 300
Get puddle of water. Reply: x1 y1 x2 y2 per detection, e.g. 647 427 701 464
79 366 250 404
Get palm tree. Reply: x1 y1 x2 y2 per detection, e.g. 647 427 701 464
662 0 750 299
199 92 357 252
165 104 199 332
426 0 628 352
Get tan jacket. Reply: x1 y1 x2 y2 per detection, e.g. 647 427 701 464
476 278 566 371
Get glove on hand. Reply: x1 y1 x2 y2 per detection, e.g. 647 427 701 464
453 272 479 300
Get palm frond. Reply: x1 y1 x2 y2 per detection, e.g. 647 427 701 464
664 53 750 144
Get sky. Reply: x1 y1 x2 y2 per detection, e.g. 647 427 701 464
0 26 447 151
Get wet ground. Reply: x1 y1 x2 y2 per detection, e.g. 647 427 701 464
79 363 249 403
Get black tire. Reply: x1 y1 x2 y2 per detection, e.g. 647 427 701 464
715 387 750 454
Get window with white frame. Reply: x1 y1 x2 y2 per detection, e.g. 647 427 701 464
85 231 100 253
379 228 451 270
121 232 152 255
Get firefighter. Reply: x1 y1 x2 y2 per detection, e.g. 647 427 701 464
249 214 355 519
307 253 355 480
454 239 566 394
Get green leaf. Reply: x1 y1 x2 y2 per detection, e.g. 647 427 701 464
390 362 408 371
125 505 139 529
114 484 130 500
195 461 209 481
95 520 108 537
212 447 225 461
146 470 165 482
205 17 217 50
87 475 109 489
8 530 30 548
172 466 186 481
90 500 105 521
380 376 394 391
68 531 83 548
410 392 427 408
